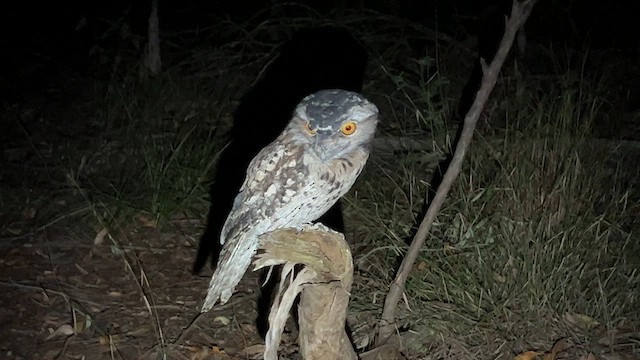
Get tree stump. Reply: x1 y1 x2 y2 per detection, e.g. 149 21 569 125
254 224 356 360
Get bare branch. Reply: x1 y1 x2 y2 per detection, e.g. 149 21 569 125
376 0 539 346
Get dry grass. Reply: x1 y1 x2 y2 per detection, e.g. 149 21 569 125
345 60 640 357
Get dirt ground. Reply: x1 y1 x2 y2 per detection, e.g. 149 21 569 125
0 218 300 359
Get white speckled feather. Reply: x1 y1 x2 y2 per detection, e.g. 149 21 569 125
202 89 378 311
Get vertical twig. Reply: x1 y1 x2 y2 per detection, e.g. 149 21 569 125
376 0 538 346
144 0 161 75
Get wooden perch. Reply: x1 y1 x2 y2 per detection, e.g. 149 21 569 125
376 0 539 347
254 224 356 360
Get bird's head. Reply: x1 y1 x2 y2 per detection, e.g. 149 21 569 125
290 89 379 162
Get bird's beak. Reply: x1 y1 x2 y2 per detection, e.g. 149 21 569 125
312 135 332 163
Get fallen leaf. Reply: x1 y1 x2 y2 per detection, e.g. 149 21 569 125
99 334 122 346
240 323 256 334
443 243 457 252
214 316 231 325
137 213 158 228
185 345 229 360
542 338 569 360
73 312 92 334
94 227 109 245
45 324 74 340
493 272 507 283
564 313 600 329
75 263 89 275
243 344 265 355
515 351 541 360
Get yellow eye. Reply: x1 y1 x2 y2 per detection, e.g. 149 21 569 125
304 122 316 136
340 121 357 136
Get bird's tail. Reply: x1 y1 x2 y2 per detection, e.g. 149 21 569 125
201 237 258 312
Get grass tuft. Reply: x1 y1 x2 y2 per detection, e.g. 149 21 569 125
67 72 234 227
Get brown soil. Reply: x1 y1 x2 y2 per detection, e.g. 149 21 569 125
0 221 297 360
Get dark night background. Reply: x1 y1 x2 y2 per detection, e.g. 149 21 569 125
3 0 639 93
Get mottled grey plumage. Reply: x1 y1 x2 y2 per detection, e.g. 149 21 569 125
202 89 379 312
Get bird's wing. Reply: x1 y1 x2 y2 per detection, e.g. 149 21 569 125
202 138 306 310
219 138 305 245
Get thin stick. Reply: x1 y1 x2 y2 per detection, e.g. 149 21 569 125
376 0 538 346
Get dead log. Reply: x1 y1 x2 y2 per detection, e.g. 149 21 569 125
254 224 356 360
